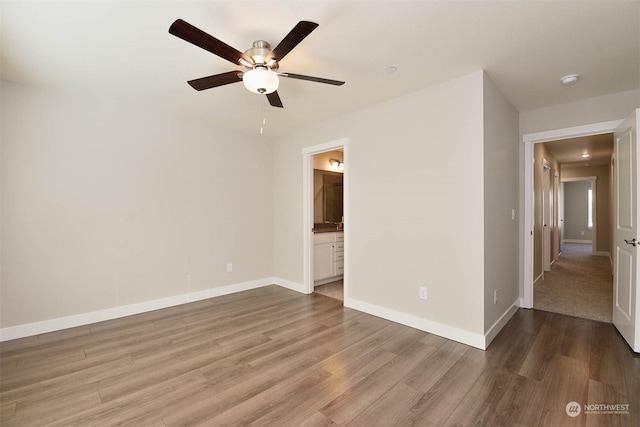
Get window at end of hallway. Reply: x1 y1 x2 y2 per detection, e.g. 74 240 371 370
588 188 593 229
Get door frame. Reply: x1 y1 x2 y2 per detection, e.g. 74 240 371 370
522 120 623 308
302 137 349 295
542 160 552 273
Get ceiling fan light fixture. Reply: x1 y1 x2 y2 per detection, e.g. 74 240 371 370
243 67 279 94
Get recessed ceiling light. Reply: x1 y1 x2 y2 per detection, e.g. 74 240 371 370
581 153 590 158
561 74 579 85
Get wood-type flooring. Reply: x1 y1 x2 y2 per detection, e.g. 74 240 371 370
1 285 638 426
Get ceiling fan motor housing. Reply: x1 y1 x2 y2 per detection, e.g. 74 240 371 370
244 40 278 70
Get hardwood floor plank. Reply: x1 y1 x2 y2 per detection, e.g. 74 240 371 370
296 411 339 427
586 379 633 427
518 322 565 382
379 326 429 355
52 371 208 427
204 364 332 426
484 310 540 374
0 336 39 355
561 316 593 364
318 323 404 374
419 332 450 348
397 347 487 425
401 339 468 392
345 382 423 427
490 373 547 426
538 354 589 426
97 336 260 403
319 342 437 425
250 348 397 427
12 390 102 426
0 352 135 394
441 367 516 426
0 402 16 424
0 357 134 407
0 288 637 427
162 364 331 426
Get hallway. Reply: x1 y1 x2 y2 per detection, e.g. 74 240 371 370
534 243 613 322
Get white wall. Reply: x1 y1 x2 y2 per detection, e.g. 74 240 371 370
482 72 520 333
274 71 487 341
519 89 640 136
1 81 274 330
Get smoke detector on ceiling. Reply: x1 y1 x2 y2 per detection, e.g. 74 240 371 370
561 74 580 86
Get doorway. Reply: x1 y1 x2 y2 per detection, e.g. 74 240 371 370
532 137 613 321
302 138 348 301
522 120 622 310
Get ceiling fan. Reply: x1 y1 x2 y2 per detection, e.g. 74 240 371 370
169 19 345 108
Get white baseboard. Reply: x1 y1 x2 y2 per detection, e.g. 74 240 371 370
562 239 592 244
0 278 274 342
343 297 486 350
595 251 610 258
273 277 307 294
533 272 544 286
484 301 519 347
0 276 520 352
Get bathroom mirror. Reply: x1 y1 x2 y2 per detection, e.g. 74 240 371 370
314 169 343 224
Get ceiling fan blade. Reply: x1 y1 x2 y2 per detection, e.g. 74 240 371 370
187 71 243 91
265 21 319 62
266 91 284 108
280 73 345 86
169 19 254 66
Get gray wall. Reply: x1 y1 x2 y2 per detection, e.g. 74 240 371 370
563 181 592 241
562 164 611 254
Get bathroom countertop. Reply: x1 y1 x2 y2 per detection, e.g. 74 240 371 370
312 228 344 233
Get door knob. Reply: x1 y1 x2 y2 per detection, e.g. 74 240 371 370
624 238 637 247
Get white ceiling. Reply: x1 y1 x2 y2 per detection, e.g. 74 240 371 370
2 1 639 138
544 133 613 168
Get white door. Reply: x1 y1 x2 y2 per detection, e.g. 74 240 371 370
613 109 640 352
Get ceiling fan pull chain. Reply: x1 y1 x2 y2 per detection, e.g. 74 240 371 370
260 101 266 135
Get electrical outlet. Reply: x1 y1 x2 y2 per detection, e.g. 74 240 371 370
493 290 498 305
419 287 428 300
226 263 233 273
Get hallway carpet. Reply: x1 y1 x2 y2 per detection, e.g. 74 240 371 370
534 243 613 322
